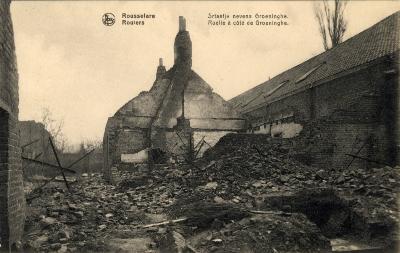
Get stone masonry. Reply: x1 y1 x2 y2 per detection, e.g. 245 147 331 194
103 17 245 179
0 0 25 249
230 12 399 170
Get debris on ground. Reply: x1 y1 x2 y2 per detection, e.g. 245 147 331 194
185 213 331 253
22 133 399 252
23 175 154 252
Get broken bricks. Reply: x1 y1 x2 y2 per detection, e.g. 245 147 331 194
22 133 400 252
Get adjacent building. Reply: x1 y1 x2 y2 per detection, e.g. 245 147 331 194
230 12 399 169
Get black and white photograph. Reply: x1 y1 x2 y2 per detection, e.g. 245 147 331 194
0 0 399 252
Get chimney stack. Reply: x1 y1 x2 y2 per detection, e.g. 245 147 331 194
179 16 186 32
174 16 192 67
156 57 166 80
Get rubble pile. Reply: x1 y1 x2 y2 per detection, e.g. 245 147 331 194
116 169 187 214
201 134 399 193
111 133 398 250
171 202 249 228
22 133 399 252
331 165 400 246
157 202 332 253
189 134 399 209
180 134 322 201
185 213 331 253
23 174 150 252
263 188 399 247
169 134 399 248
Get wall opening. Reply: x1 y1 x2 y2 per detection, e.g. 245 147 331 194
0 108 25 250
0 108 10 248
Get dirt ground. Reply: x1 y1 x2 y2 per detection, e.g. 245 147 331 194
22 134 399 253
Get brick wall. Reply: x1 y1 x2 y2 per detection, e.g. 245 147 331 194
59 149 103 175
245 65 383 127
0 1 18 115
0 112 25 247
103 64 245 180
115 129 148 161
19 121 56 179
290 121 390 169
164 129 192 158
0 0 25 248
244 58 398 169
313 68 381 121
103 121 235 180
19 121 51 160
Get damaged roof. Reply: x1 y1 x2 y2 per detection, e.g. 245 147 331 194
230 11 400 113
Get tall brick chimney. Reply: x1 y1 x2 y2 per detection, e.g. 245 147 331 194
174 16 192 68
156 57 166 80
179 16 186 31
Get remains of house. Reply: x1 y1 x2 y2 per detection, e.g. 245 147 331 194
20 121 56 179
0 2 398 252
103 16 245 179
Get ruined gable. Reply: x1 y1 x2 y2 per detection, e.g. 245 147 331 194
103 17 245 179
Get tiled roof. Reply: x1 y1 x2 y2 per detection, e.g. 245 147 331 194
230 11 399 113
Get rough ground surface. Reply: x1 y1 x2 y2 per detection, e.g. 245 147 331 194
185 213 330 253
23 176 158 253
23 134 399 252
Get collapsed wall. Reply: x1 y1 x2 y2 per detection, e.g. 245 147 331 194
0 0 25 249
103 17 245 180
19 120 56 178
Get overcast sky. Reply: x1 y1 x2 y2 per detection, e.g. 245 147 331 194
10 1 399 147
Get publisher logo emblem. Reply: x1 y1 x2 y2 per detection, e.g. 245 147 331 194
102 13 115 26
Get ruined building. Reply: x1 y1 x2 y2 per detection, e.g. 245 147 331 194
230 12 399 169
19 121 51 160
103 17 245 179
0 0 25 249
19 120 56 178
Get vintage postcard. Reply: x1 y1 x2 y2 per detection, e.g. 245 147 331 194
0 0 399 252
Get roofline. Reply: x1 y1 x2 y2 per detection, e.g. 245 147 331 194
240 52 398 114
230 11 400 104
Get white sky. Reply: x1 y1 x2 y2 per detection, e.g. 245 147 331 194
10 1 400 146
